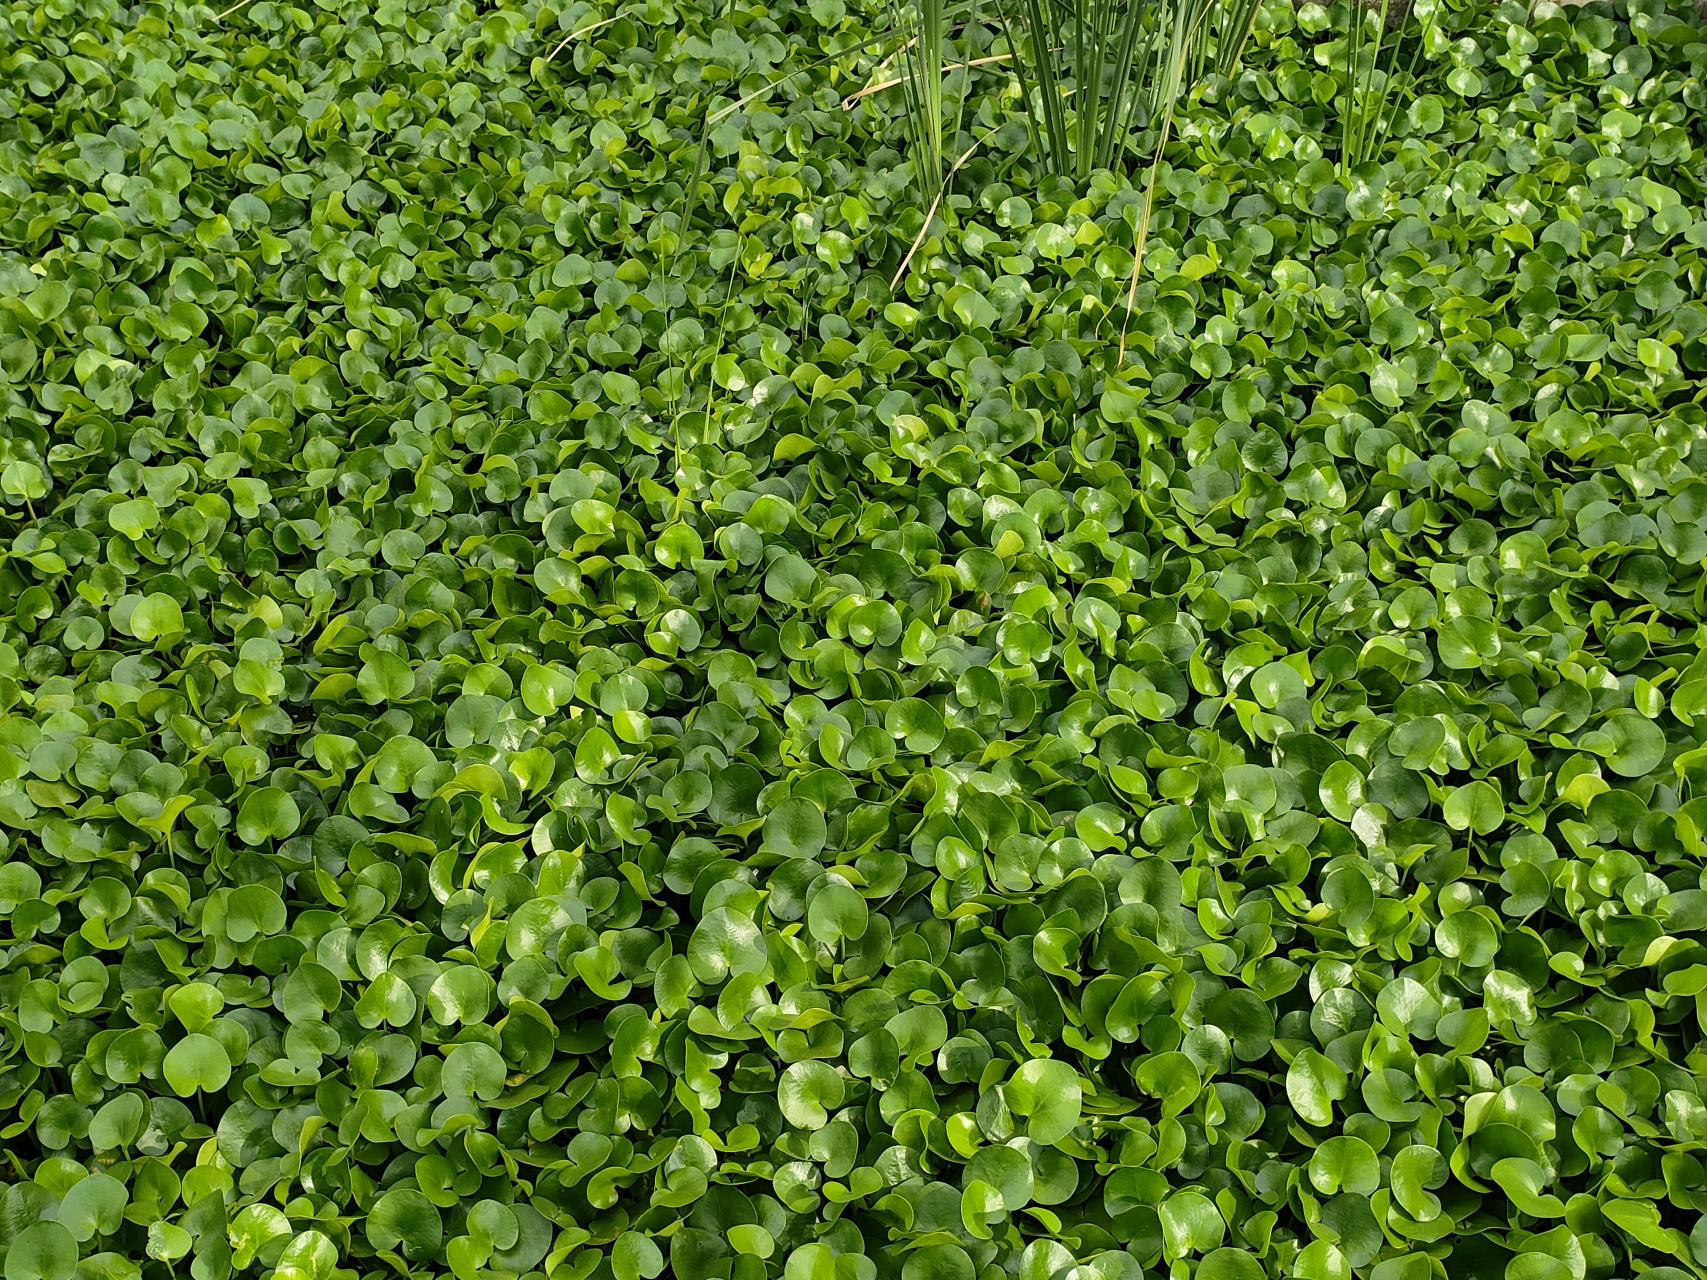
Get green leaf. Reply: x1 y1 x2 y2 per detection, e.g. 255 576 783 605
355 971 418 1028
368 1190 443 1260
88 1093 146 1151
953 291 999 330
614 1234 665 1280
1586 708 1666 778
1248 661 1305 708
442 1041 506 1101
1444 780 1503 834
236 786 301 844
1308 1136 1379 1194
1390 1146 1446 1221
163 1033 232 1096
1160 1192 1225 1259
1286 1049 1348 1127
6 1222 77 1280
778 1060 845 1129
358 645 416 703
806 882 869 945
1436 615 1500 669
58 1174 128 1242
4 8 1703 1278
1199 1250 1265 1280
226 884 286 941
1005 1059 1082 1145
127 594 184 642
764 798 827 859
1489 1158 1565 1217
427 965 495 1025
903 1245 975 1280
147 1222 194 1263
168 982 224 1032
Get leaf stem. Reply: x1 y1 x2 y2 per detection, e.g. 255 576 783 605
841 51 1013 108
889 125 1001 290
542 14 623 64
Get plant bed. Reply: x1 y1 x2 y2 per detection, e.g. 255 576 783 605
0 1 1705 1280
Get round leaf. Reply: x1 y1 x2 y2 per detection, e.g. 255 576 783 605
163 1033 232 1096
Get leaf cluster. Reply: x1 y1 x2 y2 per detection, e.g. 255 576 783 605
0 3 1706 1280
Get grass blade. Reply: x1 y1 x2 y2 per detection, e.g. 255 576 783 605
891 123 1004 288
1338 0 1358 174
947 0 981 156
920 0 946 195
1356 0 1393 168
1115 0 1211 363
840 51 1014 108
539 14 622 64
668 24 898 281
668 0 739 286
1338 0 1400 175
1213 0 1261 75
1372 0 1438 157
994 0 1261 352
892 0 932 198
1093 0 1153 172
1073 0 1094 179
1016 0 1070 174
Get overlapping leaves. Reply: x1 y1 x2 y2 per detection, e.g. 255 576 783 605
1 2 1707 1280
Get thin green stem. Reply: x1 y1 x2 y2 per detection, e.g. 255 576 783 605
1116 0 1206 362
668 23 897 284
890 124 1003 289
1016 0 1069 175
1357 0 1393 169
541 14 622 64
1374 0 1438 153
1339 0 1358 174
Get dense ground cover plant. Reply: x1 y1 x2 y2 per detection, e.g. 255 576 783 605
1 1 1707 1280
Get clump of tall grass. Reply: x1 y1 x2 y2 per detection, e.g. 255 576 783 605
889 0 970 205
885 0 1263 355
1338 0 1439 175
1008 0 1260 183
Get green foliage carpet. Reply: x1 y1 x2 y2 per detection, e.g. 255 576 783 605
0 3 1706 1280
